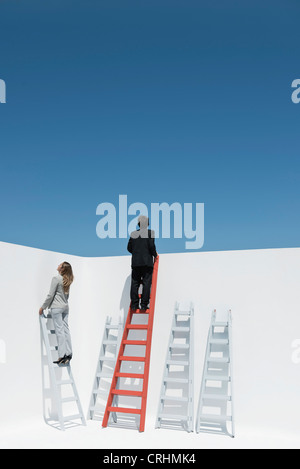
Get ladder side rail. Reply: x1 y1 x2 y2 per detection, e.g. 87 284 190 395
88 315 111 419
228 310 235 438
67 366 87 426
40 314 65 431
111 316 126 421
188 304 194 432
196 311 214 433
181 306 191 432
139 255 159 432
117 316 124 351
88 316 111 419
174 303 190 432
156 307 178 429
155 301 178 428
111 318 125 423
199 318 214 430
40 315 48 426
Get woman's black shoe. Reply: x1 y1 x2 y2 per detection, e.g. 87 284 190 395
61 354 72 365
53 355 66 365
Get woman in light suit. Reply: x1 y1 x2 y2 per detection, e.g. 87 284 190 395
39 262 74 366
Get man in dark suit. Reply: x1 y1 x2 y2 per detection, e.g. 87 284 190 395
127 215 158 311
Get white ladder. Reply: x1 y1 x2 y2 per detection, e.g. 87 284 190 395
40 313 86 431
87 315 123 421
155 302 194 432
196 309 235 438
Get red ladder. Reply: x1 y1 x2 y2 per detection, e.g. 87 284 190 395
102 255 159 432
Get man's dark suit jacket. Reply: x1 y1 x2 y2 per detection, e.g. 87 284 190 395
127 229 157 268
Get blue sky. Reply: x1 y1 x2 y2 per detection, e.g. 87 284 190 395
0 0 299 257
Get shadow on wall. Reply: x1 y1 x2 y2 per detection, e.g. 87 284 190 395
119 275 131 324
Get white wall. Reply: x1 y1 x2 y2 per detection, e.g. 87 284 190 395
0 241 300 441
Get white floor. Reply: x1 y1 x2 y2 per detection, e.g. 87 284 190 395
1 417 299 450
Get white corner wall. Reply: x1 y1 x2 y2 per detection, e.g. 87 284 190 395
0 241 300 446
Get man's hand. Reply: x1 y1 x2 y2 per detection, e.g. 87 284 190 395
39 307 44 316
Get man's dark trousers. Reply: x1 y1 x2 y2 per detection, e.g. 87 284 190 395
130 266 153 310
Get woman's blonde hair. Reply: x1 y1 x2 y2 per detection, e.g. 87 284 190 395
60 261 74 293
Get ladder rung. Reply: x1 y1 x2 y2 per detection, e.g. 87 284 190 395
93 388 109 396
108 406 141 415
207 357 229 363
111 389 143 397
175 311 191 316
123 340 147 346
115 372 144 379
63 413 83 422
96 372 113 378
202 393 231 401
105 325 120 329
213 322 228 327
134 309 150 314
170 343 189 349
158 413 188 421
103 340 118 345
205 374 230 382
57 379 73 385
172 327 190 332
61 396 78 403
48 330 56 334
166 360 189 366
163 377 189 384
199 414 232 422
210 339 229 345
161 395 188 402
126 324 148 330
99 356 116 361
119 356 145 362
